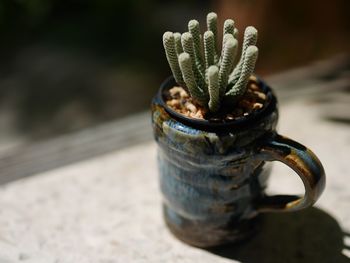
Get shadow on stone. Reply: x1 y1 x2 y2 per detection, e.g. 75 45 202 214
207 207 350 263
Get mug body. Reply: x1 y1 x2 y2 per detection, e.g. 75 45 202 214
152 77 278 247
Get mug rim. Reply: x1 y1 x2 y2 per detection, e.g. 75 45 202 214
156 76 277 132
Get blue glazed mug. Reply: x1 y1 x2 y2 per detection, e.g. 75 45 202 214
151 76 325 248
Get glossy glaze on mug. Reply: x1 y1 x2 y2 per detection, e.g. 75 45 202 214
152 77 280 247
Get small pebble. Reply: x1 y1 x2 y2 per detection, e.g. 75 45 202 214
180 109 187 115
180 90 189 98
249 75 258 83
253 103 263 110
185 102 197 113
253 91 266 101
226 114 235 121
194 111 203 119
250 83 260 91
167 99 180 107
169 86 183 97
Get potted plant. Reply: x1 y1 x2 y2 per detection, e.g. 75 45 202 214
152 12 325 248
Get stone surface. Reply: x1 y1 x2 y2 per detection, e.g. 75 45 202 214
0 99 349 262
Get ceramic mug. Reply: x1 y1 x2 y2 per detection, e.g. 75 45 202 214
151 76 325 248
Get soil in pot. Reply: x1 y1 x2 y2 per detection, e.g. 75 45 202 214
164 77 268 122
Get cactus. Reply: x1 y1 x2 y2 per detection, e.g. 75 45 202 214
162 12 259 113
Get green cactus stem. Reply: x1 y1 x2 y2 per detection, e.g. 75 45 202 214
225 45 259 103
206 12 219 63
181 32 206 91
173 32 183 55
219 36 238 98
234 28 239 38
188 20 205 74
178 53 207 106
204 30 215 69
163 32 185 87
229 26 258 84
208 65 220 112
223 19 235 36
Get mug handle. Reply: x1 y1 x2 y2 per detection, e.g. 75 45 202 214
256 133 326 212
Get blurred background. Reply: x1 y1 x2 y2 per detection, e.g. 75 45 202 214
0 0 349 151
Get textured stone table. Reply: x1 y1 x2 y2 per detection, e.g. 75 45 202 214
0 97 350 263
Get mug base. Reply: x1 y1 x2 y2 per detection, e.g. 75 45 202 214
163 205 260 248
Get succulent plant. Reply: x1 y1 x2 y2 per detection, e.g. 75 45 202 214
163 12 258 113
